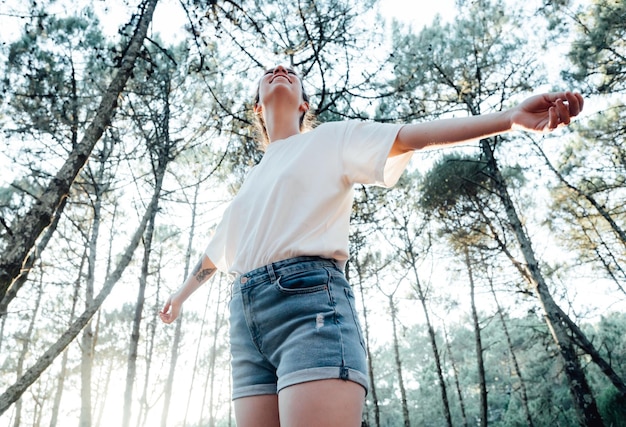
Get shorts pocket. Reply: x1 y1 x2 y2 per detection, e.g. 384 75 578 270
273 268 330 295
344 287 367 351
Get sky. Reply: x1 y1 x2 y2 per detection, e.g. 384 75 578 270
3 1 622 426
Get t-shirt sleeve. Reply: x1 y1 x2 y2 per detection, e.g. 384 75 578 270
340 121 413 187
204 212 229 273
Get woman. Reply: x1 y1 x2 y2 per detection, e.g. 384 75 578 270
160 65 584 427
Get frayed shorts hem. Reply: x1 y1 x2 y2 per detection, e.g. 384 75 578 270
232 367 369 400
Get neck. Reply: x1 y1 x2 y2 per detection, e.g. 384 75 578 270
263 106 301 143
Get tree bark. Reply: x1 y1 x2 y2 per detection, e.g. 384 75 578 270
49 253 83 427
353 258 381 427
12 278 43 427
137 249 162 427
80 181 104 427
161 181 200 427
443 326 469 427
465 247 488 427
0 197 67 318
0 0 159 299
487 273 534 427
408 260 453 427
388 295 411 427
122 200 159 427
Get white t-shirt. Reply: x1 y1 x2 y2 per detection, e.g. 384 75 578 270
205 120 413 276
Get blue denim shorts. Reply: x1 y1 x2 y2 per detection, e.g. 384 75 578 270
229 256 369 400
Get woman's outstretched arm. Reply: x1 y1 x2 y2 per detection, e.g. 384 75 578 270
390 91 584 156
159 254 217 324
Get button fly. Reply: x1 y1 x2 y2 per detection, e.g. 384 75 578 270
240 276 248 284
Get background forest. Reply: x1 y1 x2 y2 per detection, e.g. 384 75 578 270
0 0 625 426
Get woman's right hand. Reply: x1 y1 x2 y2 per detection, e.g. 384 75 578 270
159 255 217 324
160 294 182 324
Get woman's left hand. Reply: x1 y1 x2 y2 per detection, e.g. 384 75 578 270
511 91 584 132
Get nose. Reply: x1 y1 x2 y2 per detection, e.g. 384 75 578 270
274 65 288 75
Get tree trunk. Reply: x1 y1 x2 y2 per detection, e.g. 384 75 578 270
12 277 43 427
160 309 184 427
200 276 224 427
94 357 114 427
409 263 453 427
161 182 200 427
353 259 381 427
388 295 410 427
80 182 105 427
443 325 469 427
487 273 534 427
481 137 604 426
122 202 159 427
0 0 159 299
49 254 83 427
465 247 488 426
137 249 162 427
183 285 213 426
0 197 67 318
0 188 159 415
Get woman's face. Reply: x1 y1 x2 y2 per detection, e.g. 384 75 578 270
256 65 306 111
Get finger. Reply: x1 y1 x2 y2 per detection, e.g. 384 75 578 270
575 92 584 114
159 312 171 323
555 98 571 125
548 105 559 130
565 91 582 117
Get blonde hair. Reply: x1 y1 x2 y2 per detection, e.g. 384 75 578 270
252 70 317 150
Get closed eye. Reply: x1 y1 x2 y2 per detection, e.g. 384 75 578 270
264 68 297 76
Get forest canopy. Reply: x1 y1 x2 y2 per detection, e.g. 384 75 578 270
0 0 625 426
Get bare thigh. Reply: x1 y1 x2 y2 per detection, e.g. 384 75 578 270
278 379 365 427
234 394 280 427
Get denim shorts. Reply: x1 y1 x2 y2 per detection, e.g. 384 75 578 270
229 256 369 400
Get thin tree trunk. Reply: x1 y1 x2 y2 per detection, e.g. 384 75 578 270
137 249 162 427
94 356 114 427
0 315 5 358
0 0 159 298
481 137 604 426
183 285 213 426
122 203 159 427
354 259 381 427
199 286 213 426
487 273 534 427
12 277 43 427
464 246 488 426
80 185 105 427
408 262 453 427
0 188 160 415
49 252 83 427
199 275 224 427
123 134 174 426
161 183 200 427
443 325 469 427
388 295 410 427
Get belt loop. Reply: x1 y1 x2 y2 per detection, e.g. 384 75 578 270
267 263 277 283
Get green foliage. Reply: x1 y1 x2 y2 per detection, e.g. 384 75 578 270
597 387 626 427
565 0 626 94
420 153 491 216
381 0 541 120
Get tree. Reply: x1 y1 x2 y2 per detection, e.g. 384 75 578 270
0 0 159 299
563 0 626 95
385 1 607 423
